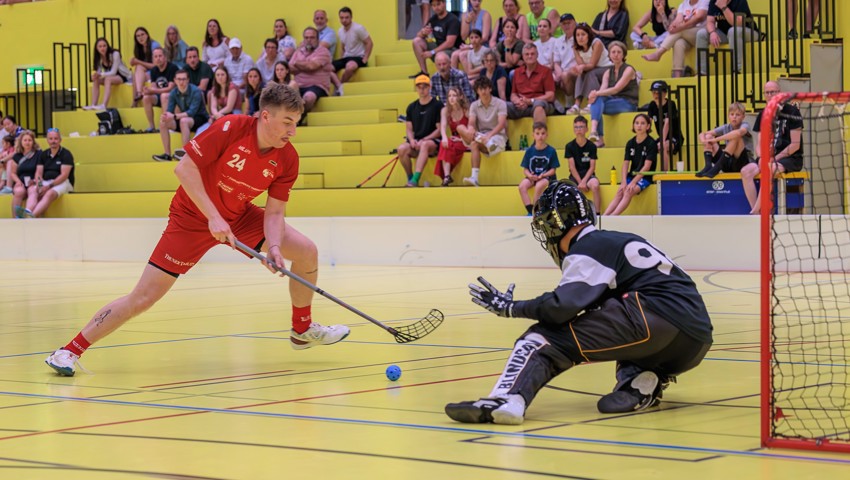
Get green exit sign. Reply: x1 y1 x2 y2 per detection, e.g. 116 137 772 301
25 67 44 86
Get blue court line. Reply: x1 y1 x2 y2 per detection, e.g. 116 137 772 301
2 390 849 465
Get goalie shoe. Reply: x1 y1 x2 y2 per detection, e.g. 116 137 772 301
597 371 670 413
445 395 526 425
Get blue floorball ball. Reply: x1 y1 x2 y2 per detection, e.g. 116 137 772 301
386 365 402 381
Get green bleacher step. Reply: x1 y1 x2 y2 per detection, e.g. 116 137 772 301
306 109 398 127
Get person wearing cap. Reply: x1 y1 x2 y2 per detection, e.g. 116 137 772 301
223 37 254 88
399 75 443 187
525 0 562 41
647 80 683 172
641 0 709 78
411 0 462 78
290 27 333 113
554 13 577 104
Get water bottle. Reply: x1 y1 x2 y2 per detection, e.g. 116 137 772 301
519 134 528 150
609 166 617 186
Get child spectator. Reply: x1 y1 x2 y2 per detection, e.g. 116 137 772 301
565 116 601 211
458 76 509 186
452 0 493 70
130 27 160 106
646 80 683 171
0 135 15 194
399 75 442 187
695 101 753 178
586 41 638 148
436 87 470 186
604 114 657 215
631 0 676 49
163 25 188 68
454 29 490 81
273 61 299 90
591 0 630 47
30 128 74 217
245 68 265 116
202 19 230 70
519 122 559 215
8 130 41 218
84 37 130 110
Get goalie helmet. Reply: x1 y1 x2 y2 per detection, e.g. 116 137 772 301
530 181 596 266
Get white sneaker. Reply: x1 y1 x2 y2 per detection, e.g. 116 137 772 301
463 176 480 187
45 348 82 376
334 85 344 96
445 394 526 425
290 322 350 350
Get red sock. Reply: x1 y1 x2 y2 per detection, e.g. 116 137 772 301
292 305 312 334
64 332 91 357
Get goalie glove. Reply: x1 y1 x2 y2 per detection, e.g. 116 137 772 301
469 276 516 317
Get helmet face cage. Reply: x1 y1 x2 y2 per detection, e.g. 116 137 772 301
530 182 596 266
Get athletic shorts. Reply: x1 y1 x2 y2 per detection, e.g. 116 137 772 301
332 56 367 71
626 174 651 191
42 178 74 196
405 137 440 155
299 86 328 100
149 203 266 277
777 155 803 173
463 132 507 156
658 137 682 155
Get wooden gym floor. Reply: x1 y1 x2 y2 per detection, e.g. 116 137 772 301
1 259 849 479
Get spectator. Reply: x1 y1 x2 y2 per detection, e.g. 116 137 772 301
646 80 683 171
84 37 130 110
206 66 242 127
163 25 188 68
566 24 612 114
631 0 676 49
592 0 631 47
415 0 432 30
290 27 333 114
399 75 442 187
508 43 556 125
0 135 15 195
490 0 530 50
2 116 22 138
272 18 298 61
184 46 214 93
586 41 639 148
435 87 470 186
533 19 561 76
335 7 374 87
454 29 489 80
153 70 209 162
245 68 265 117
641 0 709 78
256 38 280 83
202 19 229 70
430 52 475 105
604 114 658 215
411 0 461 78
495 17 524 72
30 128 74 218
695 101 752 178
313 9 337 58
696 0 759 75
223 38 254 89
0 111 7 139
458 76 508 186
273 61 299 90
452 0 493 69
565 115 601 211
129 27 160 106
526 0 562 41
142 47 179 132
518 121 559 215
480 50 510 101
8 130 41 218
555 14 578 104
787 0 820 39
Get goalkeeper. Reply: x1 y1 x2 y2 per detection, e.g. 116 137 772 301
446 181 713 425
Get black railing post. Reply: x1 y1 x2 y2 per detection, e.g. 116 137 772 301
15 68 53 136
53 42 89 109
671 84 698 171
87 17 122 56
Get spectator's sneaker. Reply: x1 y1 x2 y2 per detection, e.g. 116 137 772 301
597 371 664 413
45 348 83 376
463 177 479 187
441 176 453 186
23 208 34 218
787 28 798 40
588 131 600 142
13 206 25 218
82 105 97 111
0 186 13 195
290 322 350 350
406 181 418 187
173 149 186 160
143 127 157 133
334 85 344 96
152 153 172 162
445 395 526 425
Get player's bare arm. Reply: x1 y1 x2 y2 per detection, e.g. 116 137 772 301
174 154 234 246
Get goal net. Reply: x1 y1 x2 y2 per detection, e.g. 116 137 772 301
760 91 850 453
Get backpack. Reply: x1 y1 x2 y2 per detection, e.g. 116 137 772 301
96 108 124 135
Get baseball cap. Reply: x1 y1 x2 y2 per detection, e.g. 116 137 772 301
229 38 242 49
650 80 669 92
560 13 575 22
414 74 431 86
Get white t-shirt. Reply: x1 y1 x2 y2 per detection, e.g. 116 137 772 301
554 36 575 71
577 38 612 69
678 0 711 29
467 46 490 69
534 37 559 70
338 22 370 58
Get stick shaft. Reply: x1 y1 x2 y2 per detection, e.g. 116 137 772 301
356 156 398 188
381 157 399 187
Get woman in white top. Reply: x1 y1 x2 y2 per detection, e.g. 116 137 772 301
641 0 709 77
567 24 612 114
85 37 131 110
202 19 230 70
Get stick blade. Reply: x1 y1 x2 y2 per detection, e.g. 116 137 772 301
392 309 444 344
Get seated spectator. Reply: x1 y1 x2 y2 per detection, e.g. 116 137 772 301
457 76 508 186
8 130 41 218
430 52 475 105
787 0 820 39
400 75 442 187
244 68 265 116
631 0 676 49
451 0 493 69
0 135 15 195
586 41 639 148
1 116 22 139
565 115 602 211
314 9 338 58
0 111 7 139
743 82 803 214
273 61 299 90
592 0 630 47
525 0 562 41
202 19 229 70
495 17 524 72
411 0 461 78
269 19 297 62
223 38 253 89
480 50 510 101
566 24 612 114
454 29 490 80
604 114 658 215
184 47 214 93
84 37 130 110
554 14 578 104
290 27 333 113
490 0 530 50
695 101 752 178
642 0 709 78
696 0 759 75
205 66 242 127
129 27 160 106
30 128 74 218
646 80 683 171
335 7 373 88
163 25 188 68
142 47 178 132
533 19 561 77
507 43 556 125
518 121 559 214
256 38 280 83
435 87 470 186
152 70 209 162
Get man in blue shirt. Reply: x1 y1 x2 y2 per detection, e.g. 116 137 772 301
153 69 209 162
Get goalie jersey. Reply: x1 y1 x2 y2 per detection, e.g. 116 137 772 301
513 226 713 343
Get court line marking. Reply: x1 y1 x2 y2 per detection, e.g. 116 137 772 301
139 369 295 388
2 390 850 465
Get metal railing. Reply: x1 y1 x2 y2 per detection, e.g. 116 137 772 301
769 0 837 76
669 84 699 171
53 42 89 109
15 68 53 135
0 95 16 124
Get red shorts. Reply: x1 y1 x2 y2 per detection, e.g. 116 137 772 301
149 203 266 276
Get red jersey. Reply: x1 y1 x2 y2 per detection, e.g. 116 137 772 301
173 115 299 222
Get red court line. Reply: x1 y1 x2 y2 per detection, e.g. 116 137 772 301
139 369 295 388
